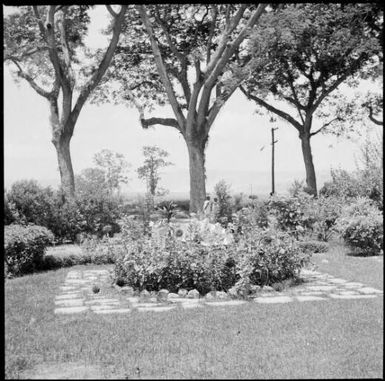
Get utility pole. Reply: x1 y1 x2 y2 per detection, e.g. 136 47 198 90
271 127 278 195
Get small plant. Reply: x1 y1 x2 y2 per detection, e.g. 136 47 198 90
157 201 178 222
214 180 233 226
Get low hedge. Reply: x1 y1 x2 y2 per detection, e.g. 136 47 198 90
5 224 54 277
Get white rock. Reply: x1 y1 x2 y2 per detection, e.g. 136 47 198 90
178 289 188 297
55 306 88 314
187 289 200 299
255 296 293 303
168 293 179 299
157 289 169 302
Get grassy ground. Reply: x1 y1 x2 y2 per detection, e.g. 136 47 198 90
5 242 383 379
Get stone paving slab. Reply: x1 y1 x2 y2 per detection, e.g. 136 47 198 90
295 295 326 302
54 268 383 315
55 306 89 314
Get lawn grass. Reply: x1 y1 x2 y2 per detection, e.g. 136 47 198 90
5 241 383 379
311 239 383 290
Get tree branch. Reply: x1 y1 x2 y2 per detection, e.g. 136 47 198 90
137 5 186 130
368 105 383 126
70 5 128 127
310 117 342 136
106 5 118 18
141 117 180 129
312 72 349 112
240 85 303 132
206 5 218 64
10 59 51 99
198 4 266 126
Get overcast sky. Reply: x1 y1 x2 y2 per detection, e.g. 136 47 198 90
3 5 381 196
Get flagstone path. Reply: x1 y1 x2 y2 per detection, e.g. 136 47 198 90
54 268 383 315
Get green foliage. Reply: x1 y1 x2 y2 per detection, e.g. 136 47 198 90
320 166 383 210
267 193 315 238
235 201 269 234
156 201 178 222
335 198 383 256
213 180 233 226
234 229 310 294
97 216 310 295
4 224 54 277
5 180 56 227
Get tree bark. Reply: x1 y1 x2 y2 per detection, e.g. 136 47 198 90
52 134 75 200
186 140 206 214
300 133 317 196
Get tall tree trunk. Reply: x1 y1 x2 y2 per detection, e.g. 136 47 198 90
300 133 317 196
186 140 206 214
52 134 75 200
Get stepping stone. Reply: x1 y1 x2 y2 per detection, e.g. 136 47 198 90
334 290 360 296
296 295 325 302
60 286 77 291
94 308 131 314
87 298 120 304
85 300 120 306
306 285 336 291
65 279 89 285
55 306 89 314
90 305 123 311
135 303 163 308
329 294 377 300
343 282 364 288
55 299 84 307
205 300 246 307
296 291 324 296
327 278 348 284
137 306 176 312
254 296 293 304
55 293 83 300
358 287 383 294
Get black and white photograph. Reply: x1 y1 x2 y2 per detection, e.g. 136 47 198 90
4 3 383 379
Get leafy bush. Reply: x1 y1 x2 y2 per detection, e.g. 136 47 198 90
5 180 56 226
235 201 269 234
309 196 342 241
233 228 310 291
320 167 383 210
5 224 54 277
267 193 315 238
298 240 329 254
335 198 383 256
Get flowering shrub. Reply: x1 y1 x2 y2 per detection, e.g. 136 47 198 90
335 198 383 256
236 200 269 233
267 193 315 237
309 196 342 242
4 224 54 277
106 217 310 295
233 228 310 288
